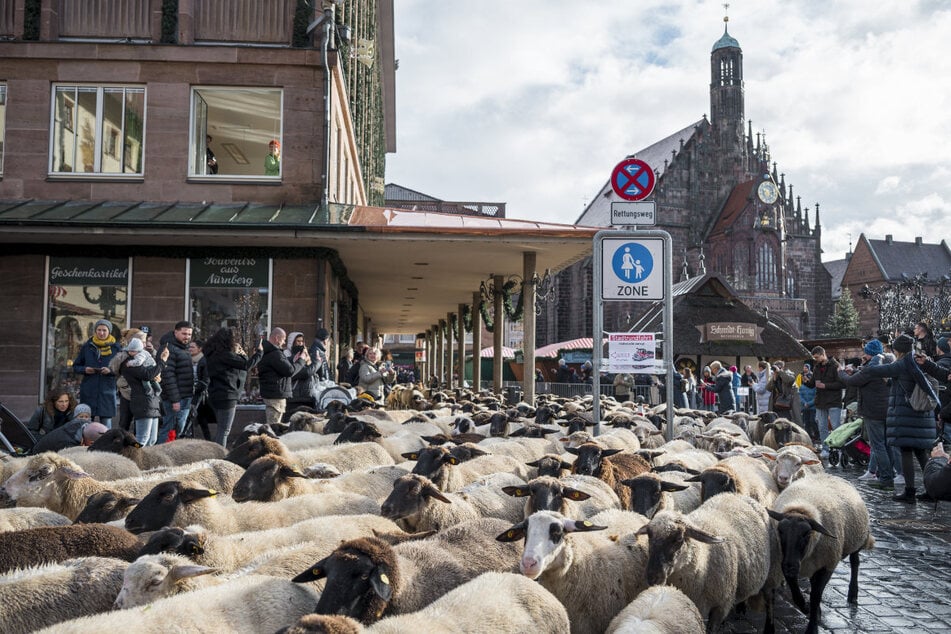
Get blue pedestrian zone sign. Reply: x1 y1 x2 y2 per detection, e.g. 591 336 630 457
601 237 665 300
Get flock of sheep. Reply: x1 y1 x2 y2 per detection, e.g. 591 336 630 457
0 388 874 634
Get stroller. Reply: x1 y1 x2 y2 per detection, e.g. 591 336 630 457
825 404 870 468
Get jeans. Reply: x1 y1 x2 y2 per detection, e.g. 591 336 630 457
134 417 159 446
816 407 842 446
801 407 818 441
214 407 237 447
98 417 113 429
864 418 896 483
158 397 192 443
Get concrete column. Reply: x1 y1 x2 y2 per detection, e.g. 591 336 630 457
493 274 504 395
435 323 445 387
472 291 482 392
522 252 537 405
446 313 455 389
457 305 466 389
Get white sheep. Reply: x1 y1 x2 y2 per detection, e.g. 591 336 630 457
477 436 560 462
762 418 813 450
767 474 875 634
123 480 380 535
686 454 779 506
0 556 128 634
0 507 72 532
621 470 702 518
58 446 142 480
502 474 621 520
496 509 649 634
764 444 824 489
636 492 777 632
558 427 641 452
113 553 218 608
35 574 319 634
605 585 705 634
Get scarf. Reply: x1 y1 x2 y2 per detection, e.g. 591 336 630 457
91 334 117 357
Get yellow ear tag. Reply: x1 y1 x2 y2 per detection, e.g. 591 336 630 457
582 521 592 527
208 490 218 497
313 567 322 575
507 530 516 538
379 573 390 585
515 489 524 495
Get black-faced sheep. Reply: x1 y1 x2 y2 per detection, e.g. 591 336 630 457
685 454 779 506
402 445 529 491
565 442 652 510
762 418 813 450
526 453 573 478
620 470 702 519
501 474 620 519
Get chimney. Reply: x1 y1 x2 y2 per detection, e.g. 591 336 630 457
915 236 923 246
885 234 893 244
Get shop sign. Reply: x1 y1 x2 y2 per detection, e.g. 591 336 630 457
49 257 128 286
190 257 269 288
607 332 663 374
696 322 763 343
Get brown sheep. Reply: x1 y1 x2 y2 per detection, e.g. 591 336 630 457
565 443 651 510
0 524 141 573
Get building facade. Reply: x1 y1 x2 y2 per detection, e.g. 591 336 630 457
539 20 831 345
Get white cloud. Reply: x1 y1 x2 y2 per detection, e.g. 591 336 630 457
388 2 951 257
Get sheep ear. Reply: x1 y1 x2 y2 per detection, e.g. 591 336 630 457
502 485 530 498
423 484 451 504
292 558 328 583
565 519 607 533
119 497 142 510
660 481 689 492
508 427 527 437
683 474 702 482
525 459 543 468
807 518 837 538
401 452 419 461
761 453 777 461
57 467 90 480
279 464 308 479
801 459 821 466
559 460 573 471
168 564 217 584
562 487 591 501
684 525 724 544
496 520 527 542
601 448 623 458
370 567 394 601
180 488 217 504
635 525 649 537
443 455 460 466
766 509 786 522
563 447 580 456
539 426 561 435
420 435 443 445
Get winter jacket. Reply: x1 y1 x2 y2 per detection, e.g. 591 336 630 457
337 358 354 384
72 338 120 419
920 356 951 410
30 418 88 454
861 354 938 450
804 359 844 409
27 406 73 437
837 355 889 421
358 360 386 401
754 369 772 414
206 350 263 410
713 368 736 413
767 368 802 424
308 340 332 382
257 342 306 400
159 332 194 403
121 357 165 420
923 456 951 501
290 360 319 401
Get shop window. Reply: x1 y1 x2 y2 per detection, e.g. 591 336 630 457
0 84 6 174
189 87 283 178
45 257 130 401
188 257 271 405
49 85 145 175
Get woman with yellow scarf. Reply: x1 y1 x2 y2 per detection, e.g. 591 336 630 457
72 319 120 428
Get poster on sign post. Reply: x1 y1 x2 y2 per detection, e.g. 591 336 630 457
606 332 663 374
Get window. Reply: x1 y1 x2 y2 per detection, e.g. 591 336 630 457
0 84 6 174
755 242 778 290
44 257 130 401
189 87 283 178
50 85 145 175
188 257 271 405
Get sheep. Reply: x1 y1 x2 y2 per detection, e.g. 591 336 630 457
140 513 401 573
87 429 175 469
650 447 718 473
1 453 245 520
74 490 144 524
380 472 525 532
334 420 428 462
291 518 522 624
227 434 395 472
403 445 530 492
123 480 380 535
496 509 649 634
558 428 641 453
113 552 219 608
636 492 777 632
565 442 652 510
685 454 780 506
0 507 72 532
58 446 142 480
35 574 319 634
526 453 573 478
477 436 559 462
502 474 621 519
0 524 142 574
762 418 813 450
605 585 705 634
279 571 571 633
620 470 702 518
763 443 824 490
767 474 875 634
0 557 129 634
0 453 26 485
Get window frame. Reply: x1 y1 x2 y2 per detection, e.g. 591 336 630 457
47 83 146 179
0 83 6 176
186 86 284 183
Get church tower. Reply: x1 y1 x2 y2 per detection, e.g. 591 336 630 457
710 12 747 183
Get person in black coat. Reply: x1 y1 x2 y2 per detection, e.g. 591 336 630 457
120 339 168 446
924 443 951 501
30 406 107 454
203 327 263 447
157 321 195 443
287 331 318 415
308 328 333 383
257 328 308 425
27 389 76 437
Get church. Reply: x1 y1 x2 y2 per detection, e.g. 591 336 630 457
539 17 832 344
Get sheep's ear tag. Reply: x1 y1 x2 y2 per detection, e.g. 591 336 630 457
378 573 390 585
582 521 593 527
207 489 218 497
506 530 517 538
312 566 322 576
133 442 143 448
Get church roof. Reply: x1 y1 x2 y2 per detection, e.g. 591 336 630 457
574 120 704 226
823 258 849 300
864 236 951 281
712 26 740 51
707 180 755 238
384 183 441 202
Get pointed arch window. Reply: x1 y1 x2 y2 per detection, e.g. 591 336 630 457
755 242 777 290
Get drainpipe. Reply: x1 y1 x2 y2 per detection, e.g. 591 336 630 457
319 6 335 217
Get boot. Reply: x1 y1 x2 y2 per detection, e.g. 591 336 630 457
893 487 917 503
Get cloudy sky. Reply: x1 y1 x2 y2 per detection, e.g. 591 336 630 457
386 1 951 263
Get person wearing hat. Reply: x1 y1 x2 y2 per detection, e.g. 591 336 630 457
120 338 169 446
72 319 120 428
861 334 939 502
30 405 107 454
838 338 899 489
110 328 150 432
309 328 333 384
264 139 281 176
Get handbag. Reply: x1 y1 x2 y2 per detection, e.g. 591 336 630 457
774 392 793 411
908 376 939 412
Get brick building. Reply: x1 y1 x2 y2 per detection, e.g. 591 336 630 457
538 19 831 345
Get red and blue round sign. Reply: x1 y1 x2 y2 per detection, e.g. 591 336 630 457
611 158 655 201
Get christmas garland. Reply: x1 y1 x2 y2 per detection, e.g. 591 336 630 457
481 279 525 332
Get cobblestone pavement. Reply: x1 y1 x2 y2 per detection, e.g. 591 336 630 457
723 459 951 633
